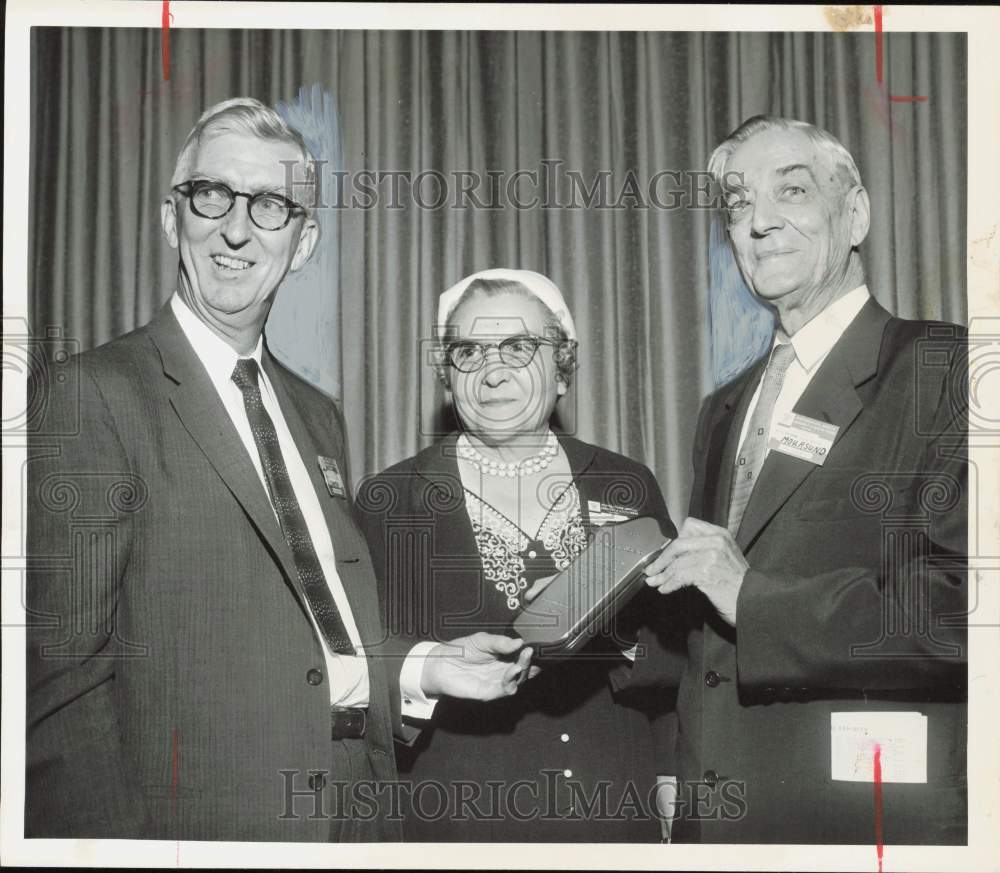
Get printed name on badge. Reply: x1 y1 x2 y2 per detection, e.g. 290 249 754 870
770 412 839 465
587 499 639 526
317 455 347 498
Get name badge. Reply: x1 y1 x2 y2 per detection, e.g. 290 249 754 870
587 499 639 526
769 412 839 466
317 456 346 498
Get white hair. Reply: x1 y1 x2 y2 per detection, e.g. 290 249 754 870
708 115 863 193
169 97 316 203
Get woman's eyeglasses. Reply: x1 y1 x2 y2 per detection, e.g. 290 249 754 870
445 335 569 373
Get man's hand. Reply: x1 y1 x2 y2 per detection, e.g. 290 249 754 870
643 517 749 626
419 632 539 701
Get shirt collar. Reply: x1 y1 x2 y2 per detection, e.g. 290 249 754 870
170 292 264 394
776 284 871 372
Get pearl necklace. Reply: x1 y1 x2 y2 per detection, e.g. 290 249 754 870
457 432 559 478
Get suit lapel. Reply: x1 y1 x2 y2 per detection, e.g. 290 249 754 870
735 298 891 550
411 433 478 558
146 305 302 593
735 355 861 549
261 351 388 649
560 434 598 480
265 365 393 747
263 354 354 556
557 435 602 522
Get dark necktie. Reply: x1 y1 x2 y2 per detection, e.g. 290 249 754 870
727 342 797 537
232 358 356 655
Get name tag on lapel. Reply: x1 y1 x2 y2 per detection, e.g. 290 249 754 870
317 455 347 498
769 412 839 466
587 500 639 526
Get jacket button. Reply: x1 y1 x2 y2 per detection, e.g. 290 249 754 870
703 769 719 787
560 733 570 743
704 670 721 687
306 668 324 686
308 773 326 791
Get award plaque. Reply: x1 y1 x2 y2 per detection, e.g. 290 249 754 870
512 516 671 656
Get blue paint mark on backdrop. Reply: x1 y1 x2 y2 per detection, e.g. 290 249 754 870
708 212 775 388
267 85 343 398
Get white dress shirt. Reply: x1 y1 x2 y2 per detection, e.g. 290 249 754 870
736 285 871 456
171 294 436 717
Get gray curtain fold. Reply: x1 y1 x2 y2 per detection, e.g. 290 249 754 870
29 28 967 521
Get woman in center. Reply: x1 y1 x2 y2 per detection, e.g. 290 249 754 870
358 269 677 842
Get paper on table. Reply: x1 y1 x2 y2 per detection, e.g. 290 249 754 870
830 712 928 783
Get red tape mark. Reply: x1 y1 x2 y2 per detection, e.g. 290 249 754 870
873 6 927 103
873 742 884 873
874 6 884 84
161 0 171 81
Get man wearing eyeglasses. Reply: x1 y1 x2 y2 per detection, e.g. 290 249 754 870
25 97 535 842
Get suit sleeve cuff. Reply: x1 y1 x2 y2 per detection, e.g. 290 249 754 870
735 567 785 686
399 640 439 720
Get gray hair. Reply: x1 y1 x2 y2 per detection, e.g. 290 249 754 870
169 97 316 204
708 115 863 194
437 277 578 389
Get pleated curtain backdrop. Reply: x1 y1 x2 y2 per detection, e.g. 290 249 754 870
29 29 967 520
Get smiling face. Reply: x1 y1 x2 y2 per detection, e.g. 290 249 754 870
447 289 566 444
722 127 870 330
161 130 318 348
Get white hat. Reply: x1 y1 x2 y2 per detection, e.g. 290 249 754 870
437 268 577 341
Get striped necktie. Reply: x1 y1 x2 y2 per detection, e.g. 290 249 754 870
232 358 356 655
727 342 797 538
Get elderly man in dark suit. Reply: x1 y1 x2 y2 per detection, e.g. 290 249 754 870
25 97 534 842
632 116 967 844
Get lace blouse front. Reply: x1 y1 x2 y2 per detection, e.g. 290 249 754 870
462 481 589 611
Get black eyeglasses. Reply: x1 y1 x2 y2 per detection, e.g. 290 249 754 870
445 335 571 373
173 180 305 231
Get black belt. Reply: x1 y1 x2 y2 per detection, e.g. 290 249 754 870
331 706 367 740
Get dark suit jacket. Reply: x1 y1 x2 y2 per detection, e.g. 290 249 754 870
25 303 405 841
628 298 968 844
356 433 679 841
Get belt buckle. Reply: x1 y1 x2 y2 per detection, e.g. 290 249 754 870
331 706 367 740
